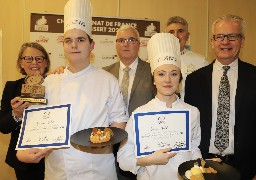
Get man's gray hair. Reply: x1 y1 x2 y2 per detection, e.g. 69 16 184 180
116 25 140 40
166 16 188 31
211 14 245 36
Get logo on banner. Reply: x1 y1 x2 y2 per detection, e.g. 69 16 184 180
35 36 49 43
102 55 116 60
144 23 157 37
35 16 49 31
57 36 64 43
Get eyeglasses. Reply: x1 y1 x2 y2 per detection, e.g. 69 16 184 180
21 56 45 63
213 34 242 42
116 38 138 44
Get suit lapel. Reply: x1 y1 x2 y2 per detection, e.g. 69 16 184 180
205 64 213 107
130 59 145 98
112 62 120 79
199 63 213 152
235 59 244 117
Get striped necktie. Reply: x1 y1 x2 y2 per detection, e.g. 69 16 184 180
120 67 131 106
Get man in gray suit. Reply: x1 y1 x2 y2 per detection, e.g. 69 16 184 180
103 25 156 180
103 25 156 117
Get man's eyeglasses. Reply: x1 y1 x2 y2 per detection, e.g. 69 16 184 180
21 56 45 63
213 34 242 42
116 38 138 44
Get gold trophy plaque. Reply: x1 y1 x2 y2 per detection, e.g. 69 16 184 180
20 74 47 104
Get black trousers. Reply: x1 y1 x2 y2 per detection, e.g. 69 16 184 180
14 163 44 180
114 143 136 180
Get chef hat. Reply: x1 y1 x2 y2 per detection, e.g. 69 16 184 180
147 33 181 74
64 0 92 36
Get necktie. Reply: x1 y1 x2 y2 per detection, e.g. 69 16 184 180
214 66 230 153
120 67 131 106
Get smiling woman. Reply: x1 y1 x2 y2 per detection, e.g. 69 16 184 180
17 42 50 76
0 42 51 180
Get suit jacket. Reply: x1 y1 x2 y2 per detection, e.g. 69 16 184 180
103 58 156 116
0 78 44 171
185 59 256 179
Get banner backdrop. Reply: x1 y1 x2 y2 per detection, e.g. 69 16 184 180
30 13 160 70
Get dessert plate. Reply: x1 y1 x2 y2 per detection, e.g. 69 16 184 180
178 159 240 180
70 127 128 148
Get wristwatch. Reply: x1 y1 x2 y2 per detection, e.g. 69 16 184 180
12 111 22 122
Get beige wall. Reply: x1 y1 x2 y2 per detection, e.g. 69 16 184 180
208 0 256 62
0 0 255 179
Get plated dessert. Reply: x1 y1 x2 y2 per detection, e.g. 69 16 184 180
90 127 114 143
185 159 217 180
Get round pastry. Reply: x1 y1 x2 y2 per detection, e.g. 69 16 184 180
90 127 114 143
184 160 217 179
185 170 192 179
190 165 202 175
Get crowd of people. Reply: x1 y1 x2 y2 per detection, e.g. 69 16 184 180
0 0 255 179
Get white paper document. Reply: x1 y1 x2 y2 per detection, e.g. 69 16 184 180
16 104 71 150
133 110 191 157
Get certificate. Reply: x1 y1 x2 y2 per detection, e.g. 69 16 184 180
134 110 190 157
16 104 71 150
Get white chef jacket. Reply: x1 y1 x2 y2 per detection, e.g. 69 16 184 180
43 65 128 180
117 97 201 180
180 50 209 100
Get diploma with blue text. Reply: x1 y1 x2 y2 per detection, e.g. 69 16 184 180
134 110 191 157
16 104 71 150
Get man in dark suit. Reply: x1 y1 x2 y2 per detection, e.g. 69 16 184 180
185 14 256 180
103 25 156 180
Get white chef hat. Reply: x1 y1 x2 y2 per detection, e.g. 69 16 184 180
147 33 181 74
64 0 92 36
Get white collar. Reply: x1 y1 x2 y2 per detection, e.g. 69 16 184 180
119 57 139 71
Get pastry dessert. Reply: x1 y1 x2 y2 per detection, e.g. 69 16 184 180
186 164 204 180
185 159 217 180
90 127 114 143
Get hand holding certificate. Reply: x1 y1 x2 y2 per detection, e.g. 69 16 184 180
16 104 71 150
17 148 52 163
133 110 191 157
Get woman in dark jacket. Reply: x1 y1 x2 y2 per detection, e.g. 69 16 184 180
0 42 50 180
